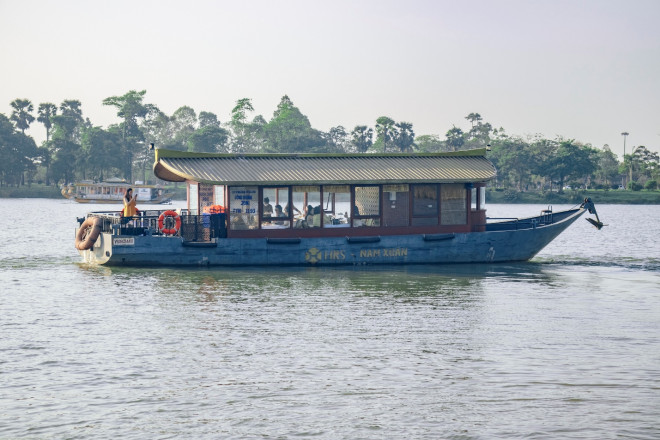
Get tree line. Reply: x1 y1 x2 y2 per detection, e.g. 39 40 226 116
1 91 658 192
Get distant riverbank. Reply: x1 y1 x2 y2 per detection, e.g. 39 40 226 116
486 188 660 205
0 184 187 200
1 185 658 204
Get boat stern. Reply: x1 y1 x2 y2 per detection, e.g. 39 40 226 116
78 232 113 265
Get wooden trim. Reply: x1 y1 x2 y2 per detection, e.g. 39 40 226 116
346 236 381 243
266 237 301 244
423 233 455 241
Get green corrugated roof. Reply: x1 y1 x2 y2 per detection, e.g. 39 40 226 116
153 148 497 185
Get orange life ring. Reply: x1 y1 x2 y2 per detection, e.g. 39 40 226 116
158 210 181 235
75 217 103 250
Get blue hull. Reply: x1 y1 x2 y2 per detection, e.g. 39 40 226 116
80 209 586 267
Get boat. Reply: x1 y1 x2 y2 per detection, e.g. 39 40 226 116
62 178 174 204
73 148 602 266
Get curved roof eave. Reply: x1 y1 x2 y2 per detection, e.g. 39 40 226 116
153 148 497 185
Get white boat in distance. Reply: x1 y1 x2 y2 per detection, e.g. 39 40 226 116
61 178 174 204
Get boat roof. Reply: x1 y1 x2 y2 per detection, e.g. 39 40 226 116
153 148 497 186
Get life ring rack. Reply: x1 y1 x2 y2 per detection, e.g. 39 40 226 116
158 210 181 235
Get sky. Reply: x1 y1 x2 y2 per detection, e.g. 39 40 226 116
1 0 659 158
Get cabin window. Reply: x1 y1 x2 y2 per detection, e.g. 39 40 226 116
440 184 467 225
293 186 321 228
322 185 351 228
471 186 486 211
213 185 225 207
262 187 291 229
412 184 438 226
353 186 380 227
188 183 199 214
229 186 258 230
382 184 409 227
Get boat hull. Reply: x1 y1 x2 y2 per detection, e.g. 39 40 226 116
79 209 586 267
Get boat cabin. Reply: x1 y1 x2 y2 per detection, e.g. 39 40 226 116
153 148 496 239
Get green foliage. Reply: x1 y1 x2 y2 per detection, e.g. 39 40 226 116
465 113 482 126
489 137 538 190
80 126 124 180
0 113 39 186
49 138 79 184
187 126 229 153
4 92 660 202
37 103 57 142
198 111 220 128
595 145 620 187
627 181 643 191
392 122 415 152
445 126 464 151
544 140 597 191
230 98 262 152
102 90 152 180
103 91 148 123
351 126 373 153
415 134 444 152
10 99 35 134
170 106 197 150
322 126 349 152
59 100 84 121
631 146 659 182
374 116 395 152
262 95 325 153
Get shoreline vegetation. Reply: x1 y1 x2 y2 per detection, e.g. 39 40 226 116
3 93 659 199
3 93 660 216
1 184 658 205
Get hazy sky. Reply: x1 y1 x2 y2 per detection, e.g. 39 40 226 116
1 0 659 158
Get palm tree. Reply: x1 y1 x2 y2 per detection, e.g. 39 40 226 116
375 116 395 152
465 113 482 128
37 103 57 142
445 126 465 151
351 125 373 153
10 99 35 134
393 122 415 152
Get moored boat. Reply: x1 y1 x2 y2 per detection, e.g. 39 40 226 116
62 178 174 204
74 148 602 266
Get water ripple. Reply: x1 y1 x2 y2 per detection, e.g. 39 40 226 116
1 201 659 439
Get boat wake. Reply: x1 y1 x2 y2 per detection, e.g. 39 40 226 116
0 256 81 271
532 255 660 272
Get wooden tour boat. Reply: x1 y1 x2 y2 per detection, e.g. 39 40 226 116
74 148 602 266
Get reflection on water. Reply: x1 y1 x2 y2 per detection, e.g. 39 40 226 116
88 262 567 299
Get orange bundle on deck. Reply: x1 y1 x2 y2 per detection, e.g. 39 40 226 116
203 205 225 214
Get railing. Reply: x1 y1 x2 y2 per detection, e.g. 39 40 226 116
78 210 227 242
484 208 573 232
485 217 547 231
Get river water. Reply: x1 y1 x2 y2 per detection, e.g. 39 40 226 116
1 199 659 439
